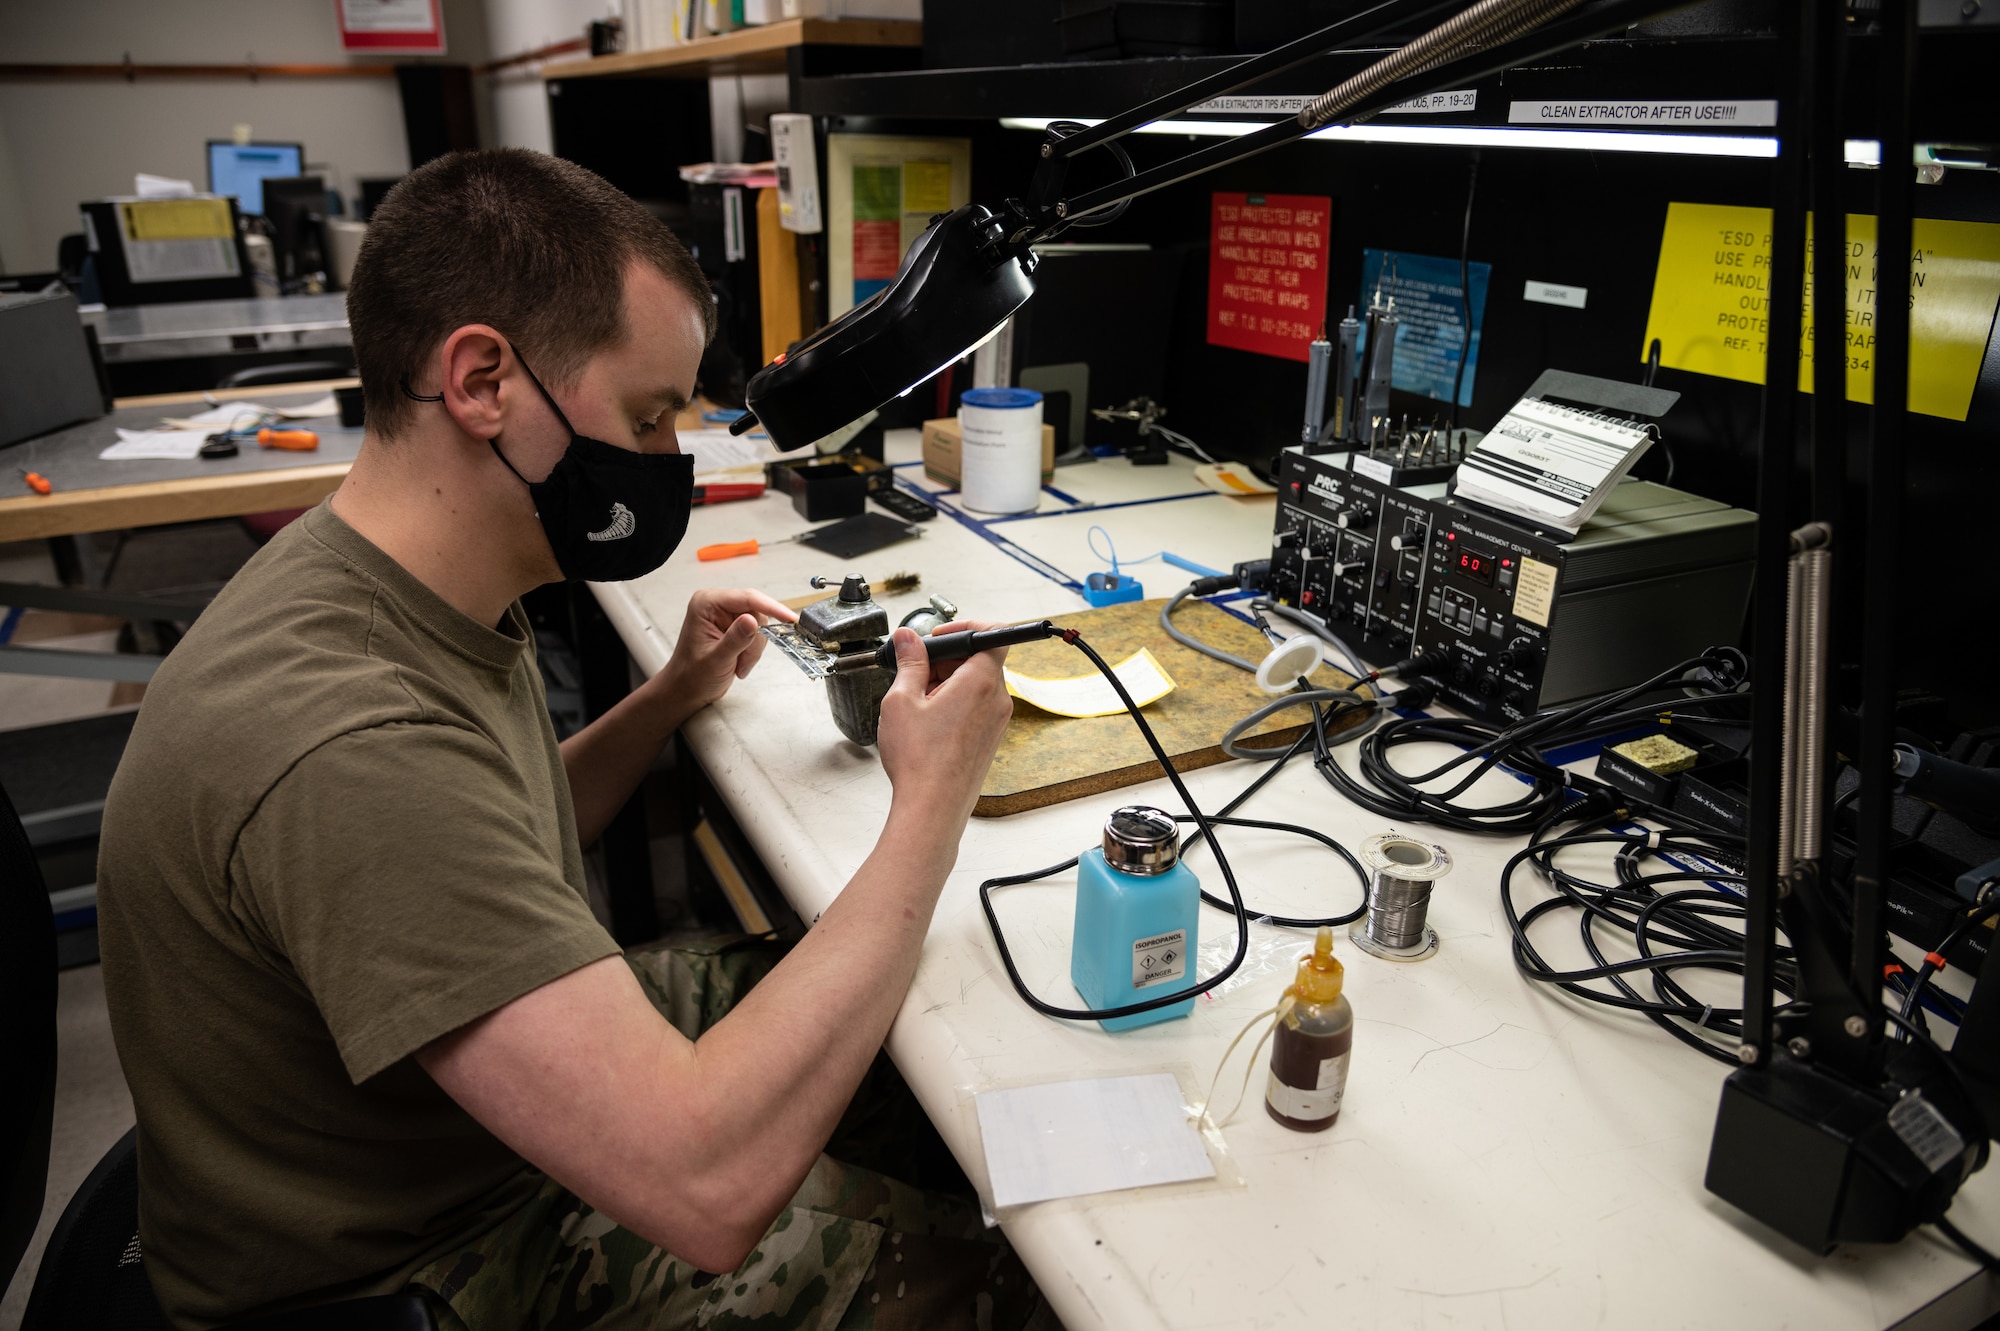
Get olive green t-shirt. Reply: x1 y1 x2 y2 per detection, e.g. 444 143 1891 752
98 500 622 1328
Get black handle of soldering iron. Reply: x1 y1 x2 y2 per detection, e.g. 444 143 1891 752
833 620 1059 674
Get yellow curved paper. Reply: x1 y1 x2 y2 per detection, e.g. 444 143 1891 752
1003 647 1177 719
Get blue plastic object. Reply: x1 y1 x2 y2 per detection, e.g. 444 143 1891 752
1082 571 1144 606
1161 552 1224 579
1071 847 1200 1031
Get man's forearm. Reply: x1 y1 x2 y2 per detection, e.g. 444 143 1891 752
560 679 695 846
421 796 963 1273
656 799 960 1257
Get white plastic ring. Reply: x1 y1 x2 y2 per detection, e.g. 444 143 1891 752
1255 635 1322 694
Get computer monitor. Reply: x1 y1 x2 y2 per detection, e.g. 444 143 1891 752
206 141 304 216
260 176 329 290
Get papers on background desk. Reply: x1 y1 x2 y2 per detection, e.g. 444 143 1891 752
974 1073 1216 1209
679 427 813 481
157 397 339 430
101 429 206 461
1004 647 1176 719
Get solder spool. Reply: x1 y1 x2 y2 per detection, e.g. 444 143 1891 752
1351 832 1451 961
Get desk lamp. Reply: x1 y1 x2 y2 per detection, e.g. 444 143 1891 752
734 0 1684 451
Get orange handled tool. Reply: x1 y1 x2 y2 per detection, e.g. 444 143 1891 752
697 531 808 561
257 428 320 451
20 469 52 495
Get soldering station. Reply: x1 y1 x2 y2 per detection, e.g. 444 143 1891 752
731 0 2000 1282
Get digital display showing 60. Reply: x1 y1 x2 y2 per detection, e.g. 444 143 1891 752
1454 548 1497 585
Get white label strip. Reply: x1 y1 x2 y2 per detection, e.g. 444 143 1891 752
1193 90 1476 116
1193 95 1307 114
1377 89 1477 114
1352 454 1394 485
1524 280 1588 309
1507 99 1777 127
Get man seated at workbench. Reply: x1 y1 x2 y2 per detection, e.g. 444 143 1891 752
97 148 1048 1331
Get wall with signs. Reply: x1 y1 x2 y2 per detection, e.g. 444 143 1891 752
942 120 2000 728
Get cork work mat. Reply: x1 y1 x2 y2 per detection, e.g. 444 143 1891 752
974 598 1363 817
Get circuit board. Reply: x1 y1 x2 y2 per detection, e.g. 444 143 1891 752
761 623 839 680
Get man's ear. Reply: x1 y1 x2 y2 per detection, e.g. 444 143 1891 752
437 325 512 441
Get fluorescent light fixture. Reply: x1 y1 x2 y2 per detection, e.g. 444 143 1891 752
1005 117 1898 167
1002 115 1776 157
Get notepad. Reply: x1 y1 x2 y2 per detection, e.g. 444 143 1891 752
1453 397 1653 535
974 1073 1216 1209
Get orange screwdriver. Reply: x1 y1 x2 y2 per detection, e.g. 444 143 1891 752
19 468 52 495
697 531 811 561
257 428 319 451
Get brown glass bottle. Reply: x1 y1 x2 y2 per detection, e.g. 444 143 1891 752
1265 926 1353 1132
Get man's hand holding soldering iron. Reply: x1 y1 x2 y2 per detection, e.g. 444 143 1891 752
878 620 1017 828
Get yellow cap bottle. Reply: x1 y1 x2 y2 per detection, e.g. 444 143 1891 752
1265 926 1354 1132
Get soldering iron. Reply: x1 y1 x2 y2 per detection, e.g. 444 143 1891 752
827 620 1065 674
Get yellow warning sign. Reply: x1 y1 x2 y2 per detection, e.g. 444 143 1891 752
1641 201 2000 421
118 197 235 242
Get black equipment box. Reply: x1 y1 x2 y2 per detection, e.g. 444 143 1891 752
0 287 108 449
1269 446 1757 724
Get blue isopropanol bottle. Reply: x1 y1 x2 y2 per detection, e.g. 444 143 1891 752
1071 805 1200 1032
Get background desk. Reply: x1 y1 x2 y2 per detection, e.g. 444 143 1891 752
0 382 360 543
79 294 353 396
593 429 2000 1330
80 294 351 365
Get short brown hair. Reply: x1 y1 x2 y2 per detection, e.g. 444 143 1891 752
346 148 715 438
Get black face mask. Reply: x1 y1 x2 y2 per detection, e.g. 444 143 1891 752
402 354 695 583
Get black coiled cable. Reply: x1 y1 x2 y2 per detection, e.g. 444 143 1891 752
978 631 1370 1021
1315 648 1751 836
1499 808 1797 1064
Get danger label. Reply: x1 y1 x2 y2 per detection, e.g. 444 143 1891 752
1131 930 1188 990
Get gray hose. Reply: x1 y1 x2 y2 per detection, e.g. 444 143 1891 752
1160 586 1262 672
1297 0 1594 131
1221 689 1381 761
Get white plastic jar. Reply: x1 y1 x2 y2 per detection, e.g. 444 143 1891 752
958 386 1043 514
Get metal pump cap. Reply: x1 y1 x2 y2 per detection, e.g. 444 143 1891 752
1102 805 1180 875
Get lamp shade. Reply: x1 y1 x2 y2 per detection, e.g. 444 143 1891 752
742 204 1038 452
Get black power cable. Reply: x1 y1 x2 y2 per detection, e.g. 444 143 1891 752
1314 648 1749 835
1500 810 1794 1064
977 629 1375 1022
1897 899 2000 1039
978 626 1251 1022
1450 150 1479 444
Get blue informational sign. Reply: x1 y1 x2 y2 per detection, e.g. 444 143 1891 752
1358 248 1491 407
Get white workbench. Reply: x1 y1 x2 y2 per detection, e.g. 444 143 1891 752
592 430 2000 1330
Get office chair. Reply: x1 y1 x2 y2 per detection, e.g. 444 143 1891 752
216 361 351 391
0 779 57 1294
2 786 433 1331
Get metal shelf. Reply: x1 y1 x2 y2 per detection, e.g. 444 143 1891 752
542 18 920 80
795 32 1995 140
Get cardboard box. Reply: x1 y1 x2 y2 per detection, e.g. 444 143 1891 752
921 417 1057 487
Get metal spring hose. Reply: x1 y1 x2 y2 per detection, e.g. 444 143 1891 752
1297 0 1595 131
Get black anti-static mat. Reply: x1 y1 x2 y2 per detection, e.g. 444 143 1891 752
797 513 924 560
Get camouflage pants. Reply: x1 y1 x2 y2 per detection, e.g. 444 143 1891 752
407 936 1057 1331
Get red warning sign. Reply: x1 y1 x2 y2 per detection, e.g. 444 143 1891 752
1206 192 1333 363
